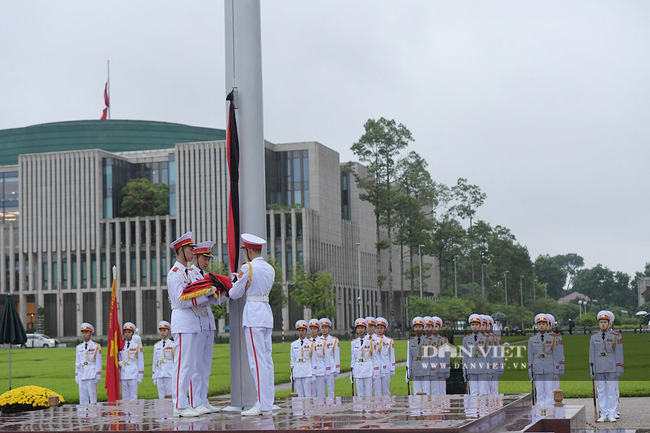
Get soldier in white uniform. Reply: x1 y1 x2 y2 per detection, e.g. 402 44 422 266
229 233 276 416
350 318 375 397
188 240 224 414
373 317 395 396
528 313 561 407
429 316 450 396
319 318 340 397
152 321 174 399
119 322 144 400
486 316 503 395
606 310 621 419
407 317 429 395
462 314 489 395
366 317 377 339
75 323 102 405
546 313 565 394
167 231 218 417
290 320 315 397
308 318 327 397
590 310 624 423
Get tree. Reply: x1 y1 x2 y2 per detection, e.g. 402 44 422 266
571 265 634 309
534 255 567 299
552 253 584 291
449 177 486 229
351 117 413 329
120 178 169 217
290 267 337 318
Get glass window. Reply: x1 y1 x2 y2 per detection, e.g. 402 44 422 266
42 260 48 288
131 255 137 284
293 152 301 183
303 151 309 182
141 256 147 285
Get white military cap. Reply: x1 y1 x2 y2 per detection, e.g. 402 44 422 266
123 322 137 332
546 314 556 325
412 316 425 327
194 241 215 257
376 317 388 328
354 318 368 328
241 233 266 249
597 310 614 322
158 321 171 330
169 231 194 250
432 316 443 327
365 317 377 326
319 318 332 327
295 320 308 330
486 316 494 325
308 318 321 329
80 322 95 333
534 313 549 324
424 316 434 326
606 310 615 323
468 314 482 324
480 315 490 324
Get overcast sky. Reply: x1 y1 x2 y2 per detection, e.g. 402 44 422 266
1 1 648 277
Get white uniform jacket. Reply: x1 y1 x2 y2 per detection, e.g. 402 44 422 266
351 335 376 379
428 334 450 377
75 340 102 383
119 340 144 381
167 261 216 334
229 257 275 329
310 336 327 376
152 339 174 380
373 335 395 376
323 335 341 375
290 338 314 379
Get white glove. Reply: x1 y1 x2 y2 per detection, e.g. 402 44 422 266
311 375 316 383
153 378 157 386
349 375 354 384
118 361 124 368
230 273 238 283
372 375 377 382
138 378 143 384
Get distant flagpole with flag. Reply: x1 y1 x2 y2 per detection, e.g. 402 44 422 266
105 266 123 402
226 90 240 273
100 59 111 120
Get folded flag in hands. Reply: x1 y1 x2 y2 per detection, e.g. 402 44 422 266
179 273 233 301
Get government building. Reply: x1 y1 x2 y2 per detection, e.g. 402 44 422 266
0 120 439 337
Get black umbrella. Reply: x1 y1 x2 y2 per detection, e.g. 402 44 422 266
493 312 507 320
0 295 27 390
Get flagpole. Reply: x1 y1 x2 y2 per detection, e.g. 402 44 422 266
107 59 111 120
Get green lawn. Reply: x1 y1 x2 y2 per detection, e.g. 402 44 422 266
1 334 647 403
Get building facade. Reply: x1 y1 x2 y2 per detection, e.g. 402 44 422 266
0 120 439 337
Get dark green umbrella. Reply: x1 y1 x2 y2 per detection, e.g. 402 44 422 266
0 295 27 390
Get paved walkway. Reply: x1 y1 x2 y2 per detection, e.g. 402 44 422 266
564 397 650 430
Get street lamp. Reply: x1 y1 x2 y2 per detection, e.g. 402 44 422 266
481 263 487 301
520 275 524 307
356 242 362 317
533 277 537 303
454 255 459 297
503 271 509 305
418 244 424 299
578 300 584 318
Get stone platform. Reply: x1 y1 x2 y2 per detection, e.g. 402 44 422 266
0 394 585 432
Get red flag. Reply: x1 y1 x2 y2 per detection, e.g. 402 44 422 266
100 82 109 120
226 91 240 273
105 274 123 402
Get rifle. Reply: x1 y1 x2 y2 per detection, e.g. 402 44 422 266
591 367 598 420
531 380 536 406
289 370 298 398
406 367 411 395
350 369 355 397
463 367 468 394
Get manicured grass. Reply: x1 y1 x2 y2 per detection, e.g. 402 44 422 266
1 334 647 403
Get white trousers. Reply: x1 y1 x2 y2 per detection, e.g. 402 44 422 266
429 378 446 396
377 375 392 396
295 377 312 397
190 330 214 408
313 376 326 397
325 374 336 397
467 374 488 395
533 373 554 407
121 379 139 400
355 377 373 397
78 379 98 405
596 373 618 417
172 332 198 410
412 379 429 395
487 377 499 395
155 377 173 399
245 326 274 411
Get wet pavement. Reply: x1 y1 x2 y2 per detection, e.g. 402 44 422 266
0 394 583 432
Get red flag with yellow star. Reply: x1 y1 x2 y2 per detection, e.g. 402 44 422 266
105 268 124 401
